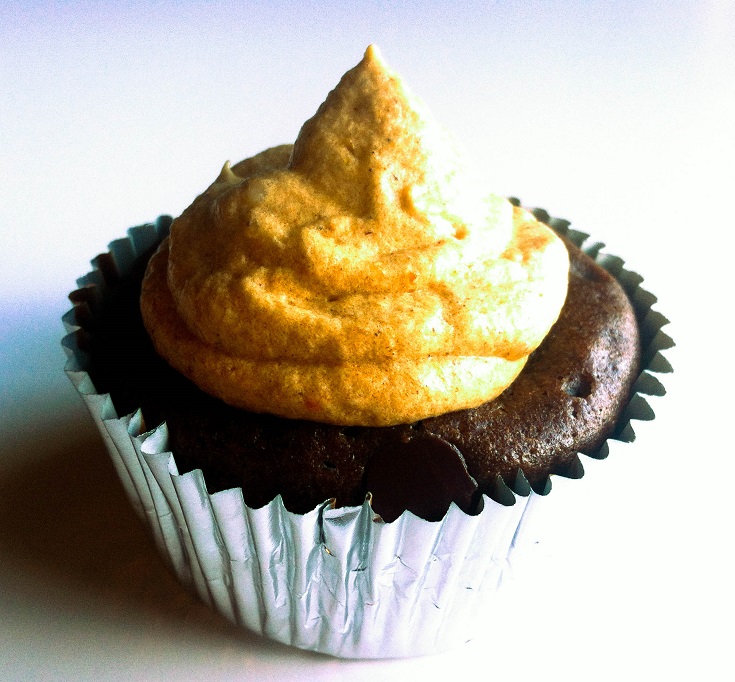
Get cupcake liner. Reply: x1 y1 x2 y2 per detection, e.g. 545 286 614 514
62 210 672 658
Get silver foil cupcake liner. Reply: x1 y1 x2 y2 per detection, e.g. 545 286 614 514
62 211 672 658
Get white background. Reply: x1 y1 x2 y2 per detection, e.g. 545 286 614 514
1 1 733 680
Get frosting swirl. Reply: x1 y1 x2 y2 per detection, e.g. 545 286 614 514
141 45 569 426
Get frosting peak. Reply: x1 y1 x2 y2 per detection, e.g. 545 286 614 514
290 45 490 240
141 46 569 426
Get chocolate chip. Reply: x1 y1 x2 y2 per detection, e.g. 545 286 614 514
363 432 478 522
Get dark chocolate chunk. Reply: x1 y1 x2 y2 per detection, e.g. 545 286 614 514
363 432 478 522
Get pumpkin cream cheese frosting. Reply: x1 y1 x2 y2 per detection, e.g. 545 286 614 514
141 45 570 426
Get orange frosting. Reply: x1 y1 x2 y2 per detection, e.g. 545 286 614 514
141 46 569 426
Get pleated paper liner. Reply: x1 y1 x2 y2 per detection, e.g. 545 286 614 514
62 209 672 658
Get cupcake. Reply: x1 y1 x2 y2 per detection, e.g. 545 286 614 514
63 45 671 658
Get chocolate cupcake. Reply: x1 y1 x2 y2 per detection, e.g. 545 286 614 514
63 212 669 657
79 217 639 522
63 45 671 658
